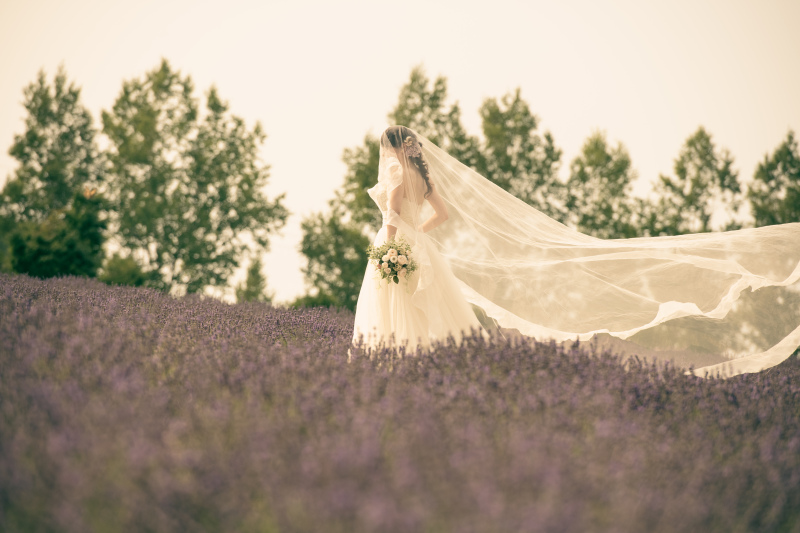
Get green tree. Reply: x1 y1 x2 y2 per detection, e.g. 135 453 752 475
338 67 488 233
0 216 14 273
749 130 800 227
102 59 288 295
480 89 565 221
388 66 485 172
298 67 483 309
337 134 382 232
99 253 150 287
646 127 742 235
1 67 103 270
235 256 273 303
289 291 340 308
10 188 106 278
299 67 569 309
299 203 370 311
566 132 641 239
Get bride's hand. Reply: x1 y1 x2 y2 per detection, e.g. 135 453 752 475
416 225 424 233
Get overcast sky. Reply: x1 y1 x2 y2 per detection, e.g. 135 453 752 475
2 0 799 302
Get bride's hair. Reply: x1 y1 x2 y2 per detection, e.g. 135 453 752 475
381 126 433 198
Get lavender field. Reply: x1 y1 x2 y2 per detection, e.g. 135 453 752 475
1 273 799 532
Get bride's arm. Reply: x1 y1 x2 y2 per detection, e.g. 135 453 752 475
417 183 448 233
386 182 404 240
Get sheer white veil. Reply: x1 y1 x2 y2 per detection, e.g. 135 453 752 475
394 126 800 377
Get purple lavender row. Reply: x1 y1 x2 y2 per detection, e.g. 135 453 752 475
1 273 798 532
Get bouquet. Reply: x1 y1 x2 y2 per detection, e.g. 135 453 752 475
367 238 418 285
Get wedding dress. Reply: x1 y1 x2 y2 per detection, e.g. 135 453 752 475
352 127 485 351
352 126 800 377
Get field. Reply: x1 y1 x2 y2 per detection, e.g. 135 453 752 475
2 273 799 532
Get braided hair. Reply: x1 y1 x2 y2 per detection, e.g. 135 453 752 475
381 126 433 199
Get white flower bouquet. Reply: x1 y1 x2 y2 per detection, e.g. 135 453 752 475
367 238 418 285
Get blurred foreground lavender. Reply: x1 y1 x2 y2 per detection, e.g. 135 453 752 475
1 273 799 532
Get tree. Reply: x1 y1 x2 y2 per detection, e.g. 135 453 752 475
235 256 273 303
480 89 565 221
646 127 742 235
566 132 641 238
289 291 340 308
299 67 569 309
102 59 288 295
10 187 106 279
298 67 483 309
337 134 382 232
388 66 486 173
338 67 488 233
0 216 13 273
1 67 103 270
99 253 150 287
299 203 370 311
749 130 800 227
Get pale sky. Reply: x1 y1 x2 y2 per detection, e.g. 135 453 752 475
1 0 799 303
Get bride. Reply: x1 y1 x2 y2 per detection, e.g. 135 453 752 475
352 126 485 352
352 126 800 377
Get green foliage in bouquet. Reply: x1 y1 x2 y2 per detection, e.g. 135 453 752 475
367 238 418 285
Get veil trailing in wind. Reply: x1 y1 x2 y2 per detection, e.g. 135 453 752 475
398 127 800 377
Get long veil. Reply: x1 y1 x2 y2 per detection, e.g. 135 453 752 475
405 127 800 377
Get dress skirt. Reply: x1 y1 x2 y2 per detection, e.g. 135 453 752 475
352 224 485 351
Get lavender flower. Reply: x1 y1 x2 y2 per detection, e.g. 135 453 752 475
1 273 798 532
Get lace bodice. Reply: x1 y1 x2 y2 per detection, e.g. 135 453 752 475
369 148 427 232
368 183 422 228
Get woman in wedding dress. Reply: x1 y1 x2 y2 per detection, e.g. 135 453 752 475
353 126 800 377
352 126 486 351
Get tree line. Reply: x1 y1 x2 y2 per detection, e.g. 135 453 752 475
0 60 287 302
298 67 800 310
2 63 798 307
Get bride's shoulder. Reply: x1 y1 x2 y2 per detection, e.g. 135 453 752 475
381 153 402 167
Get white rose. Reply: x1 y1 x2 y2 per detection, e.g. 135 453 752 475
398 255 408 265
388 248 397 257
398 267 408 278
381 254 389 262
389 256 397 264
383 267 392 274
381 262 388 269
